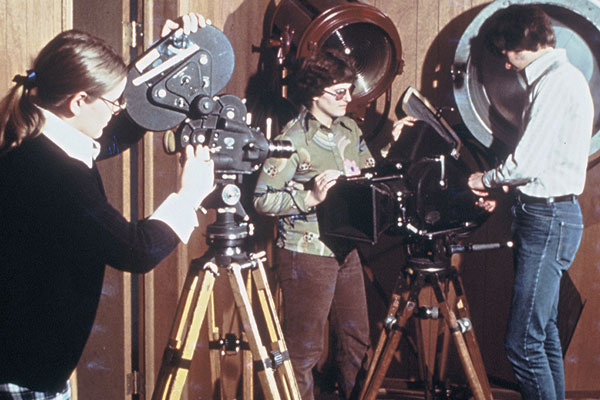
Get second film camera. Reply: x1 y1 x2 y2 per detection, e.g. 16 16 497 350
317 87 492 253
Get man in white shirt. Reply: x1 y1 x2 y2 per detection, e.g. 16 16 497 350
467 5 593 400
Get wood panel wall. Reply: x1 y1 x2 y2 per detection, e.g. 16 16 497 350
3 0 600 398
0 0 71 96
71 1 133 399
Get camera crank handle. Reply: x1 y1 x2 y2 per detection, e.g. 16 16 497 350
436 155 446 187
448 240 514 254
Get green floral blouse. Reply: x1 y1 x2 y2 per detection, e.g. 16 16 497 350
253 109 375 257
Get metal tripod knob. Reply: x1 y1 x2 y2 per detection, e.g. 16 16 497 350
457 317 472 333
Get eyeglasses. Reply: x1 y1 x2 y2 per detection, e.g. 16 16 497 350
322 86 354 101
100 96 127 115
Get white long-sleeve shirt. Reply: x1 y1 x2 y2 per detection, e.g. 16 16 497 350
482 48 594 197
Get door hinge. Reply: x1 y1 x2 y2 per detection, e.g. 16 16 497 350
124 21 143 49
127 370 142 395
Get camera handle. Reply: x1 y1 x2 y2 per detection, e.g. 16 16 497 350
151 179 300 400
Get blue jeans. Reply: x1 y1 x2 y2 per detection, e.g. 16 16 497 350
275 249 370 399
505 198 583 400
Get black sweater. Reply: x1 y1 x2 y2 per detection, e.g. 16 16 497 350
0 115 180 392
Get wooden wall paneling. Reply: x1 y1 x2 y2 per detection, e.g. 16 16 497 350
141 1 158 395
62 0 73 33
0 2 5 97
4 1 28 98
367 0 417 147
71 0 132 399
563 166 600 393
415 1 440 101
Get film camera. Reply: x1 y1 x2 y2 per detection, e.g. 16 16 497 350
125 26 302 400
317 87 492 256
123 24 295 250
123 25 294 178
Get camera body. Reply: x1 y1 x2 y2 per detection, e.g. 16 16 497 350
123 25 292 177
165 94 293 175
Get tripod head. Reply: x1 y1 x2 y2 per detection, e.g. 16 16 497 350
404 232 513 273
199 175 256 267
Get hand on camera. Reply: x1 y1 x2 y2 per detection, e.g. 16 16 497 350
305 169 342 207
179 145 215 210
161 12 207 37
474 192 497 213
468 172 510 213
391 116 418 141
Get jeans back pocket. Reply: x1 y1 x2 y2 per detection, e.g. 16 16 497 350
556 220 583 268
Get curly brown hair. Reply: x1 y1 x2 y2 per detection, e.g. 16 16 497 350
485 4 556 56
289 48 357 108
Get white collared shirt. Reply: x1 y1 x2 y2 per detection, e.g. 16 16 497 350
40 108 101 168
40 108 198 243
483 48 594 197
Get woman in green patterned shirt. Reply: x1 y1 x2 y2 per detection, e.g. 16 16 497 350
254 49 375 399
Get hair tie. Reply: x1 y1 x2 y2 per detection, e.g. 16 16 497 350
12 69 37 89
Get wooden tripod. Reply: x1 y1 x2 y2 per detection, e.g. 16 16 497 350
360 254 493 400
150 194 300 400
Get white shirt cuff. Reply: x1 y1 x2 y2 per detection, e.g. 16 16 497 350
149 193 198 244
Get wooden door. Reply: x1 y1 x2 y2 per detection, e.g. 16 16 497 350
71 0 136 399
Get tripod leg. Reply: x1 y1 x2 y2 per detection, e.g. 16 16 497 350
451 272 493 399
228 262 281 400
243 272 254 400
360 275 404 400
242 331 254 399
430 275 490 400
207 293 224 399
414 305 434 400
251 255 301 400
152 259 219 400
436 311 452 386
360 272 424 400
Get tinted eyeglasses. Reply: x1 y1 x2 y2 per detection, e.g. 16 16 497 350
322 85 354 101
100 96 127 115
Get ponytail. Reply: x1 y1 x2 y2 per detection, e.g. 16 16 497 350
0 30 126 154
0 73 44 154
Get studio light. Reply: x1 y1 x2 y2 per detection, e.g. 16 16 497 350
268 0 403 110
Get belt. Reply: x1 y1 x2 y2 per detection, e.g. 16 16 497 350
517 193 578 204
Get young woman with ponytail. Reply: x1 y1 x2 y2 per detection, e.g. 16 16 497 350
0 13 213 399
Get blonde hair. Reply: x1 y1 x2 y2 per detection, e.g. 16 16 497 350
0 30 127 153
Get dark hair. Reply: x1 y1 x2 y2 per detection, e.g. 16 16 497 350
485 4 556 55
290 48 357 108
0 30 127 153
